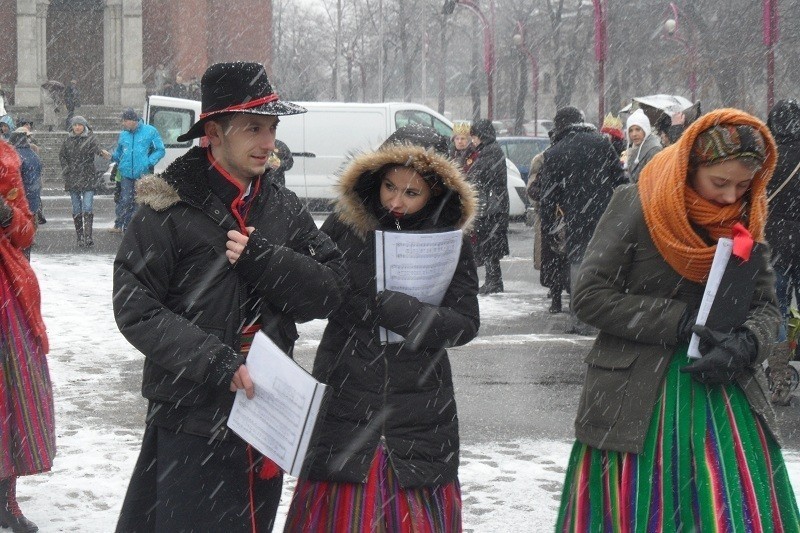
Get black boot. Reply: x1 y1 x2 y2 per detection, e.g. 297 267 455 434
83 213 94 246
549 291 562 313
479 259 504 294
0 477 38 533
72 215 84 246
36 209 46 225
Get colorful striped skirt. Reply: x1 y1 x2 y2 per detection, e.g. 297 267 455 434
557 346 800 532
284 445 462 532
0 270 55 478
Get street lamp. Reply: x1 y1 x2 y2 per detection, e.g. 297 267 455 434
662 2 697 102
441 0 496 120
763 0 779 113
591 0 608 121
513 23 539 137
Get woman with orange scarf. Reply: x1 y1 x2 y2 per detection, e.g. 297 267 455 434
0 140 56 533
556 109 800 530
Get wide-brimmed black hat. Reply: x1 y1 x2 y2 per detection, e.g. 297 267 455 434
176 62 306 142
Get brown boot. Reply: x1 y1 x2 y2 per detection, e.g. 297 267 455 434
0 477 37 533
769 342 794 406
72 215 84 246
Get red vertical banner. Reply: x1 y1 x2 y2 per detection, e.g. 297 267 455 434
762 0 779 47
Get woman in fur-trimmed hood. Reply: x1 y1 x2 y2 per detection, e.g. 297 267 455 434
286 125 479 531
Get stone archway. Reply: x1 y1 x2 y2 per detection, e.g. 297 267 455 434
46 0 105 104
15 0 144 107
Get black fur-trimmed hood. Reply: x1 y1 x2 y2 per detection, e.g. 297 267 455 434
135 147 225 212
334 144 476 239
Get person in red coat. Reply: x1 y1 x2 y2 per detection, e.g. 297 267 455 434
0 140 56 533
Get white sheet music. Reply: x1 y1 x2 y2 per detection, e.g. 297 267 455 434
375 230 463 344
688 238 733 359
227 331 327 476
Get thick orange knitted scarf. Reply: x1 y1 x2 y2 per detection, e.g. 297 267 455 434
638 109 777 283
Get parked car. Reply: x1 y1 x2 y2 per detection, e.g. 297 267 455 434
497 136 550 182
145 96 529 216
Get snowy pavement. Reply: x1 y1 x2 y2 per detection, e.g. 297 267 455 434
16 254 800 532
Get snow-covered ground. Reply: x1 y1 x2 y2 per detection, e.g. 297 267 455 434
15 254 800 532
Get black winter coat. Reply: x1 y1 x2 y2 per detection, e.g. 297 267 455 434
467 131 509 261
766 100 800 272
539 124 625 263
113 147 348 439
60 132 103 192
304 143 480 488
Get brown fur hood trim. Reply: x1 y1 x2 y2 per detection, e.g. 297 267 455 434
334 144 476 238
135 174 181 212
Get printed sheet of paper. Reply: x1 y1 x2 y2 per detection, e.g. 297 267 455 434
227 331 327 477
375 229 463 344
688 238 733 359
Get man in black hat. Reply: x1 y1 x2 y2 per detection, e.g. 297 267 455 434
112 62 348 532
538 106 625 333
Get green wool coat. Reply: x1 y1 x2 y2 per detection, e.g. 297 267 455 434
572 184 780 453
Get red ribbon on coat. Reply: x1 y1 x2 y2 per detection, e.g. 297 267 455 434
731 222 754 261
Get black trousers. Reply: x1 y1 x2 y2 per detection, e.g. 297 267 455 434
116 425 283 533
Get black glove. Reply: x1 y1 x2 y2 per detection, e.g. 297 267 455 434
375 290 424 333
0 197 12 228
680 325 758 385
676 305 699 344
340 294 379 328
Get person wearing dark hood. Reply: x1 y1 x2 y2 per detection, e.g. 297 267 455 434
112 62 348 532
59 116 111 247
264 138 293 187
765 99 800 405
284 125 478 531
467 119 509 294
538 106 625 334
8 128 42 260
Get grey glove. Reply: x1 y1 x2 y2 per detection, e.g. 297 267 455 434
680 325 758 385
0 197 12 228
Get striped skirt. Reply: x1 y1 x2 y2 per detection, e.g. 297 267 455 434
557 346 800 532
284 445 462 532
0 270 55 478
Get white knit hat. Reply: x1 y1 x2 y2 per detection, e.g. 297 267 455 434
626 109 651 139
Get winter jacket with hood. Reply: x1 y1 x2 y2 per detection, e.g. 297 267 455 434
467 119 510 261
539 123 625 263
304 141 479 489
111 119 166 180
8 130 42 214
60 116 104 192
113 146 348 440
766 99 800 272
467 120 509 220
625 109 663 183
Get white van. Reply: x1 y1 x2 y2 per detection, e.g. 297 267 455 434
144 96 527 215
